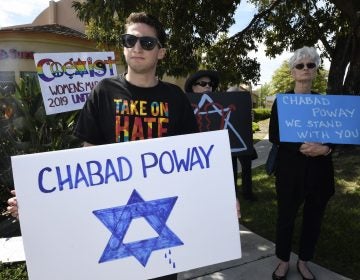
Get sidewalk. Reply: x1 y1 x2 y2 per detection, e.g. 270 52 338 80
178 224 350 280
178 139 351 280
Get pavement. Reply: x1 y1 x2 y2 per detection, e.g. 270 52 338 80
178 138 351 280
178 223 350 280
0 136 352 280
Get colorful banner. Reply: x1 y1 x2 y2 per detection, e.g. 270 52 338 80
11 131 241 280
34 52 117 115
277 93 360 144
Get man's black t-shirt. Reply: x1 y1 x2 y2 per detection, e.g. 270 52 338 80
75 74 198 145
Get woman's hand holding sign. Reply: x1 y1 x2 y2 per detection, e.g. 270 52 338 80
7 190 19 219
299 142 331 157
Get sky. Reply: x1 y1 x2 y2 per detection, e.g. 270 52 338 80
0 0 291 86
229 1 291 86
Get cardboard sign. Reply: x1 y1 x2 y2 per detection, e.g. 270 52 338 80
34 52 117 115
12 131 241 280
186 91 253 155
277 94 360 144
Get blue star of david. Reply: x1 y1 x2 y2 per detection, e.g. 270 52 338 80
93 189 183 266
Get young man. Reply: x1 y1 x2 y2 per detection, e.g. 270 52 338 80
75 12 198 146
8 12 198 280
74 12 198 280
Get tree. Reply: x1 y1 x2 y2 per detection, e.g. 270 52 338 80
270 61 328 95
257 82 273 107
201 33 260 89
72 0 260 85
230 0 360 95
72 0 360 94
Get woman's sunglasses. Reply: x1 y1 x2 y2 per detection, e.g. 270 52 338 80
294 62 317 70
121 34 162 51
194 81 214 87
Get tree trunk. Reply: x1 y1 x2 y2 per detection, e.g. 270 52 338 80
343 21 360 95
328 0 360 95
326 34 351 94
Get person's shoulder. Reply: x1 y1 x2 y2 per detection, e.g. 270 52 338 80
90 76 122 98
160 80 183 93
95 75 118 86
94 75 124 90
101 75 123 84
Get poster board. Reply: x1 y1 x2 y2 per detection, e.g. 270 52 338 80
186 91 253 155
277 93 360 144
12 130 241 280
34 52 117 115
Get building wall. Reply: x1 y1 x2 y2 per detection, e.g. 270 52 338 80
0 0 187 91
33 0 85 33
0 31 99 84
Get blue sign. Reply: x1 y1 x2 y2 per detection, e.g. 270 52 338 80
277 94 360 144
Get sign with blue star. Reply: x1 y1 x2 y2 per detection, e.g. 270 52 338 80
93 189 184 266
11 130 241 280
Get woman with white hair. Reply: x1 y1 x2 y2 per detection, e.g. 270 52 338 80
269 46 335 280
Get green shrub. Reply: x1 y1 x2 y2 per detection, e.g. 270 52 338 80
0 263 27 280
0 76 81 205
253 108 271 122
252 121 260 133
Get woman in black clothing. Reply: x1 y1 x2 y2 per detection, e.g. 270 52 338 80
270 46 335 280
184 70 241 219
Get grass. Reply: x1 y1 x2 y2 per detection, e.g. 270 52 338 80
238 145 360 280
1 145 359 280
0 263 27 280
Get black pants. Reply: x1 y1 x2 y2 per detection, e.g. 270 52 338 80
150 274 177 280
232 155 253 197
275 180 332 262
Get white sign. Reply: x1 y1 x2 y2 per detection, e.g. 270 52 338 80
12 130 241 280
34 52 117 115
0 237 25 263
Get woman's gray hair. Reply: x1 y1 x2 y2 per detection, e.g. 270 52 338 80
289 46 320 69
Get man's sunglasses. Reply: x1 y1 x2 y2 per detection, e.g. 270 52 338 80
121 34 162 51
294 62 316 70
194 81 214 87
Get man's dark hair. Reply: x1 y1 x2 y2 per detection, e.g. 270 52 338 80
125 12 166 47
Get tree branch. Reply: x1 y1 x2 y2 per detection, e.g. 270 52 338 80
328 0 359 24
308 0 334 58
229 0 283 41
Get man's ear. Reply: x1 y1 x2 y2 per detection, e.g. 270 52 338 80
157 48 166 60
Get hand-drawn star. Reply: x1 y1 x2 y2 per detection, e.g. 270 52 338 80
93 189 184 266
193 93 248 152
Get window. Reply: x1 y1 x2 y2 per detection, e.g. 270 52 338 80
20 71 38 80
0 71 15 95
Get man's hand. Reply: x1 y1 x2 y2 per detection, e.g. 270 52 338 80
7 190 19 219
